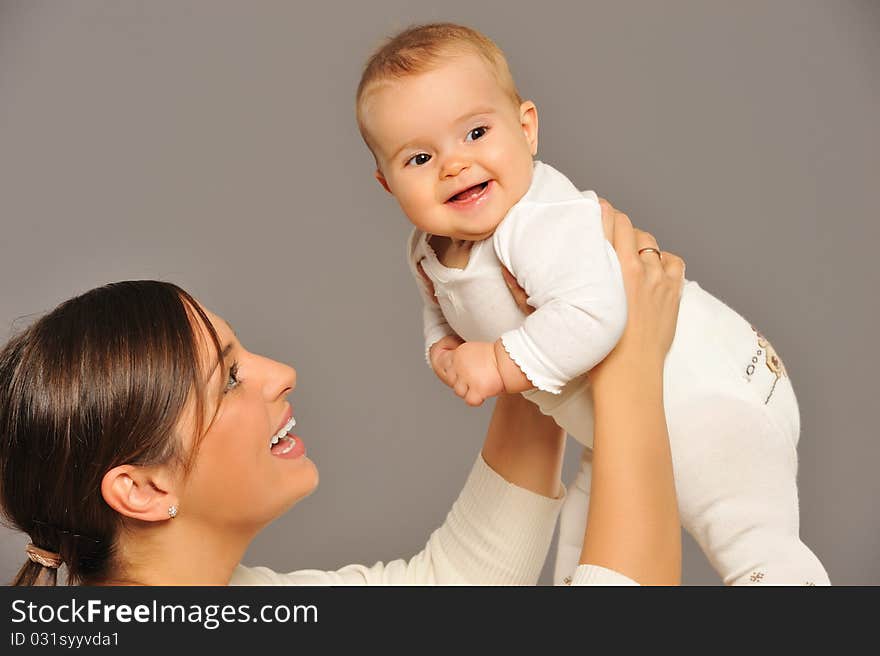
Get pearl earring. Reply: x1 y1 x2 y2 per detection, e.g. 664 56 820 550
167 505 178 519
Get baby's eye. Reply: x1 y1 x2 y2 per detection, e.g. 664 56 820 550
465 126 488 142
224 361 241 394
406 153 431 167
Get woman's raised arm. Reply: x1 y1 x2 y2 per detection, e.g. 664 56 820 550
497 198 684 586
481 392 566 499
578 202 685 585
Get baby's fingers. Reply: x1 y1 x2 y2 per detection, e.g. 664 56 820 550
434 366 455 388
440 368 457 388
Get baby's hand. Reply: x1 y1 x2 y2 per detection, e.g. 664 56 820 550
449 342 505 407
429 335 464 388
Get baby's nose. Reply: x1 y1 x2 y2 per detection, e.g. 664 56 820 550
441 157 469 179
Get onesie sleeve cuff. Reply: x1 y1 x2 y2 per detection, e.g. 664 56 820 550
499 331 564 394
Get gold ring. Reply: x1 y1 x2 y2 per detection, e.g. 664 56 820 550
638 247 661 259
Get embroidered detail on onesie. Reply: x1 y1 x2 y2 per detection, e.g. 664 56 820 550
563 576 572 586
749 571 765 583
745 327 788 404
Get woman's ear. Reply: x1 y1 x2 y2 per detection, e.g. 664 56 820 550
374 169 393 194
519 101 539 156
101 464 179 522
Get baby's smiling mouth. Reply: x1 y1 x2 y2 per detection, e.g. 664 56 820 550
446 180 490 203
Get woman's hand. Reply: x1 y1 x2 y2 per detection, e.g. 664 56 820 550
589 199 685 388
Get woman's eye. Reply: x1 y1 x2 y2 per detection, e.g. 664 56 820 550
406 153 431 167
224 362 241 394
466 126 488 142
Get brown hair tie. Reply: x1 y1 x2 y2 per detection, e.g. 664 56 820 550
26 543 62 569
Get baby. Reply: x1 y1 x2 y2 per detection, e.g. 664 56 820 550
356 23 829 585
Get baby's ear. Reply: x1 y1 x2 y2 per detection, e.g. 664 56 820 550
374 169 393 194
520 101 539 156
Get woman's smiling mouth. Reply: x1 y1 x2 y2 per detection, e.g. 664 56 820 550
269 407 306 458
269 415 296 448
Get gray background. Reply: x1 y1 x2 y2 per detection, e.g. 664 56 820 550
0 0 877 585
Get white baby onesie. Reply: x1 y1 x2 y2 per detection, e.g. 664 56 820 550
409 161 830 585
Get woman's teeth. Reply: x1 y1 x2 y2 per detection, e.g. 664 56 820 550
270 415 296 447
274 435 296 455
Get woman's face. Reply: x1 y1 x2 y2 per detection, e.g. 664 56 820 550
175 304 318 533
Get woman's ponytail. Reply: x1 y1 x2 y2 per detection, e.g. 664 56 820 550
11 542 63 585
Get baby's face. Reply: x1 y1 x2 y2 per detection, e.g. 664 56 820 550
364 53 538 241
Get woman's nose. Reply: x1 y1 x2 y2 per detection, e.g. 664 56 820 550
263 358 296 401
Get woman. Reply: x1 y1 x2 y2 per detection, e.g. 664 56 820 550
0 201 685 586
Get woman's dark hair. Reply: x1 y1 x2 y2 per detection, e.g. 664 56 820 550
0 281 223 585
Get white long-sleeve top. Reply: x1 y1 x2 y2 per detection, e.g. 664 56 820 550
230 454 635 585
409 161 627 394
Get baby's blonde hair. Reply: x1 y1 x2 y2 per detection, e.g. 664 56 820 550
356 23 523 153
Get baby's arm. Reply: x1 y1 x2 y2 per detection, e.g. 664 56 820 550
440 192 627 406
493 191 628 394
413 191 626 405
